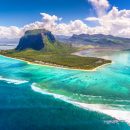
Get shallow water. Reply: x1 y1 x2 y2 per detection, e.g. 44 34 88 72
0 50 130 130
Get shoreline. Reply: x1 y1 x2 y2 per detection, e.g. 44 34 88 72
0 54 112 72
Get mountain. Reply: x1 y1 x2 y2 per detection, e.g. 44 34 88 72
55 35 71 43
1 29 111 70
16 29 56 51
0 38 19 50
58 34 130 49
15 29 73 53
70 34 130 44
0 38 19 45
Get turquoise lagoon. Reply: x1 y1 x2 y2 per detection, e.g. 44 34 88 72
0 50 130 130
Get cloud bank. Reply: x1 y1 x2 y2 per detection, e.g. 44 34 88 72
88 0 110 17
0 0 130 39
86 7 130 37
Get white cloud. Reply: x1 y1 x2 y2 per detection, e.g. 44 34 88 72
40 13 62 30
54 20 89 36
1 6 130 39
85 17 99 21
88 0 110 17
86 7 130 37
0 26 22 39
23 14 89 36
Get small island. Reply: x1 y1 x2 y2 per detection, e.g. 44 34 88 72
0 29 111 70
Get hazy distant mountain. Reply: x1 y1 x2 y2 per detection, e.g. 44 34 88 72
57 34 130 49
69 34 130 45
0 38 19 45
0 38 19 50
55 35 71 43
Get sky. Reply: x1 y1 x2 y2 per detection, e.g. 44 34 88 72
0 0 130 26
0 0 90 26
0 0 130 38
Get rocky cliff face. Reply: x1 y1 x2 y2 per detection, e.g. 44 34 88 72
16 29 56 51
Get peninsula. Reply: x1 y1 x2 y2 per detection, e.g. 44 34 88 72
0 29 111 70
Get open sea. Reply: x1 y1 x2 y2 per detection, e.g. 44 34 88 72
0 50 130 130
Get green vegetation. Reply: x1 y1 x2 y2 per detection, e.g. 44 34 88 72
0 48 111 70
43 37 75 53
0 29 111 70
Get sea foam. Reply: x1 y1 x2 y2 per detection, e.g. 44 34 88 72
0 76 28 85
31 83 130 125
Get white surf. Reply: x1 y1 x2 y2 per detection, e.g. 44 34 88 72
0 76 28 84
31 83 130 125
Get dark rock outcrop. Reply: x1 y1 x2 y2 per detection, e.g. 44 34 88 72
16 29 55 51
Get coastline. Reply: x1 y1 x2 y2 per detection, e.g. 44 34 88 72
0 54 112 72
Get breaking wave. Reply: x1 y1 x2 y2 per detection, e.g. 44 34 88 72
0 76 28 84
31 83 130 125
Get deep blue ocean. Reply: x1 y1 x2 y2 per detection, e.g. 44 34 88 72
0 50 130 130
